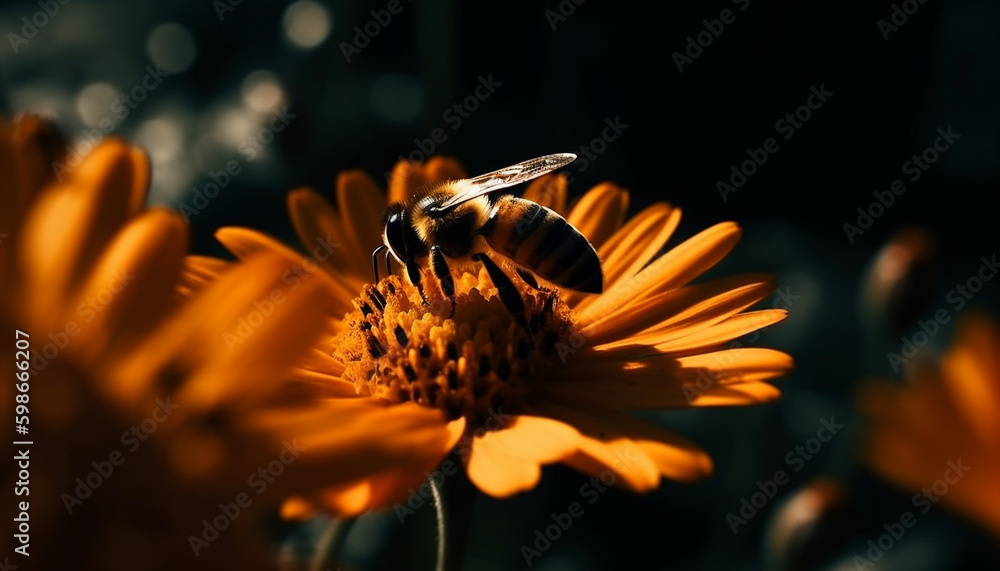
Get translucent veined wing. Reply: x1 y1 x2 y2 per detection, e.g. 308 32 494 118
432 153 576 212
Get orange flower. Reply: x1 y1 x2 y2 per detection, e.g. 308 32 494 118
193 156 794 518
859 315 1000 540
0 115 354 570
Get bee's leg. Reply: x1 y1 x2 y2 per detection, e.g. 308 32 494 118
372 245 387 283
359 290 386 356
430 246 456 317
405 256 430 305
368 287 386 312
362 321 386 358
515 268 542 291
472 253 528 331
383 250 397 295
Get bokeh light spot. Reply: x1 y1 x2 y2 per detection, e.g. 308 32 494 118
242 70 285 112
282 1 331 49
146 22 197 74
134 118 184 163
75 82 119 128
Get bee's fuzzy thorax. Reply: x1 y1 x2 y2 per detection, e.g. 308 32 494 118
409 193 490 257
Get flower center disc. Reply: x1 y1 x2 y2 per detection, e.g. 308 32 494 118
333 268 577 423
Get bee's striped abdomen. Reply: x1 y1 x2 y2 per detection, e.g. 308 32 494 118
481 196 603 293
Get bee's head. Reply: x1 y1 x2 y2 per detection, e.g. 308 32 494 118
380 202 408 262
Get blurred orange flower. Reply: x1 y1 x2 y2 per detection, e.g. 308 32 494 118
859 314 1000 540
0 115 354 570
193 156 794 518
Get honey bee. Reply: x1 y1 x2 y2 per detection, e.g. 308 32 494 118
372 153 603 318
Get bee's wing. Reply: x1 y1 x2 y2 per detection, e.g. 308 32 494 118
433 153 576 212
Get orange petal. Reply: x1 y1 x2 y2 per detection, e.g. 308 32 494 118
545 370 783 408
18 141 148 307
0 114 64 235
179 255 231 296
634 439 714 482
645 309 789 355
386 156 466 204
425 156 467 185
285 368 359 398
939 320 1000 449
295 346 348 375
465 415 580 497
124 145 151 215
182 279 336 409
314 468 428 517
560 436 662 492
335 169 387 273
581 273 777 344
215 226 359 316
241 402 455 498
565 183 629 250
309 416 466 516
522 173 568 215
288 187 368 285
598 203 681 289
531 396 712 484
558 349 793 397
69 209 187 359
215 226 299 259
386 161 421 205
673 347 794 376
280 496 318 520
681 381 782 407
577 222 742 320
860 372 974 475
113 253 332 409
563 203 680 309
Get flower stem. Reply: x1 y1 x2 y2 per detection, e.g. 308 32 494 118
309 516 355 571
429 453 477 571
429 475 448 571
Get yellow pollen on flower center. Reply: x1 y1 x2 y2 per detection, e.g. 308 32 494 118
333 268 577 422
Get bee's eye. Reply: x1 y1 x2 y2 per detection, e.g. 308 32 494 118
384 211 408 259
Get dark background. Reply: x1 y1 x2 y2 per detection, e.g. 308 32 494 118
2 0 998 569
